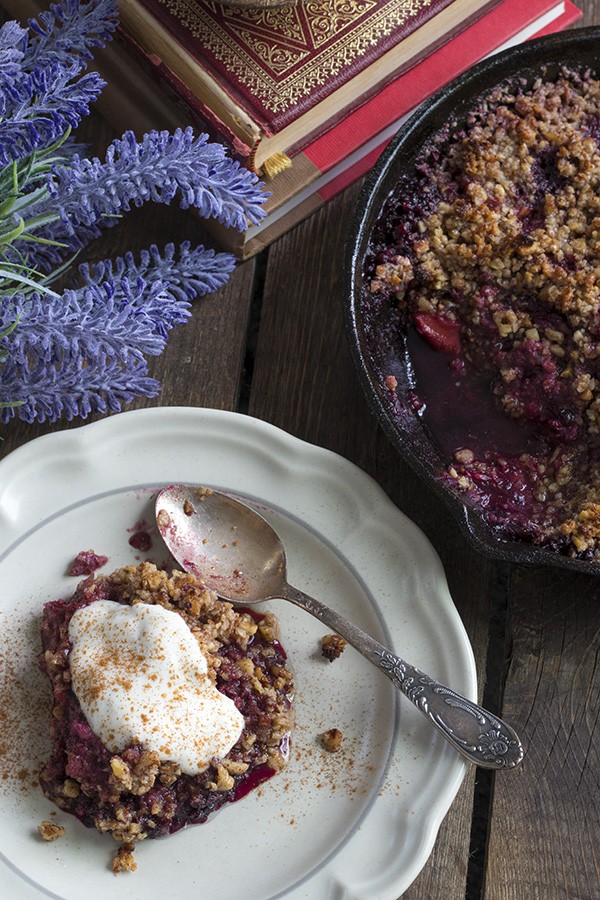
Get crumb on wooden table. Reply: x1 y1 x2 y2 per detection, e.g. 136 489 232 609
321 633 347 661
38 820 66 841
320 728 344 752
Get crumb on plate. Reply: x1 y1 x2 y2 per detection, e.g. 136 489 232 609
112 843 137 874
38 820 66 841
321 634 347 661
320 728 344 752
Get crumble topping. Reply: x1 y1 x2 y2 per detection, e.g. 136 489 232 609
320 728 344 753
321 634 347 661
112 843 137 874
365 67 600 560
38 820 66 841
39 562 294 851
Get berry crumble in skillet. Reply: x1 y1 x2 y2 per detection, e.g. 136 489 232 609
365 68 600 561
39 562 294 872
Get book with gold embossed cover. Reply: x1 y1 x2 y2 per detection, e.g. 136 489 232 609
117 0 500 171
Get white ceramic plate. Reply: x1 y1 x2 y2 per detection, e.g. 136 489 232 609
0 407 476 900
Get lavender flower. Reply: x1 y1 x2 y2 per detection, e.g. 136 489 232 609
9 129 267 275
24 0 118 71
78 241 236 301
46 128 267 234
0 0 116 164
0 21 27 89
0 64 105 166
0 273 190 423
0 352 159 423
4 281 169 360
0 0 269 426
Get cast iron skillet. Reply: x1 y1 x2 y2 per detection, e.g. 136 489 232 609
344 27 600 574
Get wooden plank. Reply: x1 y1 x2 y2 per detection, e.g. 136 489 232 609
576 1 600 26
249 184 495 899
485 565 600 900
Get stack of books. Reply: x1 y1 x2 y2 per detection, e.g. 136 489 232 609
116 0 502 172
1 0 581 257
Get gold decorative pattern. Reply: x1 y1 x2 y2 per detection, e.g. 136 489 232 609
157 0 436 113
235 32 312 76
221 4 306 36
303 0 378 49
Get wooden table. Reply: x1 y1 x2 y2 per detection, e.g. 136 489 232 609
2 4 600 897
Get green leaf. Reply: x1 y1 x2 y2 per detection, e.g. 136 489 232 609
0 267 59 297
0 217 25 246
0 314 20 340
11 185 53 215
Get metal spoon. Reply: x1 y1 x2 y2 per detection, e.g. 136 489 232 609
155 484 524 769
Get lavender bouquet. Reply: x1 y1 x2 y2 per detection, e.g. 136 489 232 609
0 0 267 425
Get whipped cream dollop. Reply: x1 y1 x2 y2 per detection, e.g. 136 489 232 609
68 600 245 774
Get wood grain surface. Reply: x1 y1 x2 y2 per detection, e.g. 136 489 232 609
1 3 600 899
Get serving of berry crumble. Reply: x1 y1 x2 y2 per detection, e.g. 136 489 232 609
365 67 600 561
39 561 294 871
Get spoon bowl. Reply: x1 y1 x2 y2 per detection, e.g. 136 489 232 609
156 484 524 770
156 484 288 603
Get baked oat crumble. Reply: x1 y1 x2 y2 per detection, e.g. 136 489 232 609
37 820 66 841
320 728 344 753
39 562 294 858
365 68 600 560
112 843 137 874
321 634 347 661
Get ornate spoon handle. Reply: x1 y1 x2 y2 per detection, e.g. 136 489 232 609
283 584 523 769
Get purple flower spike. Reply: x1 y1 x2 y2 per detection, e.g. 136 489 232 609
24 0 119 71
47 128 268 233
0 1 267 426
0 274 185 423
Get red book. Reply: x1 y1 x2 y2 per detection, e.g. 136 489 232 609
117 0 500 171
236 0 581 257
